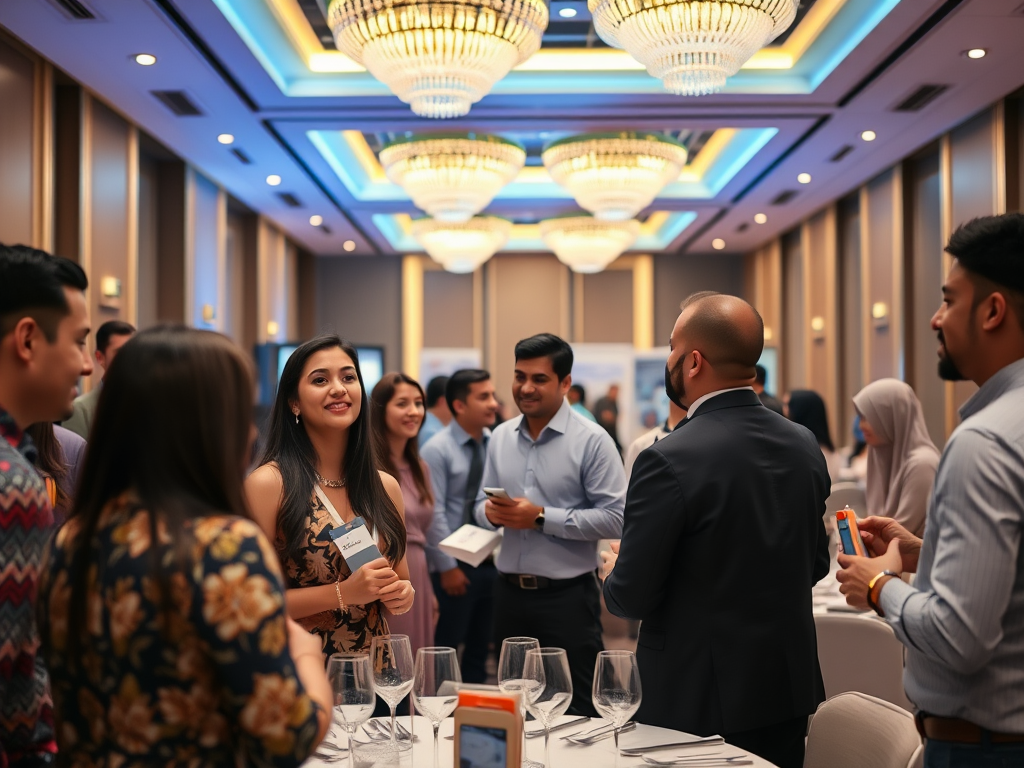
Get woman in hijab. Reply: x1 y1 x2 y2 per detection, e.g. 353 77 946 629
785 390 843 484
852 378 940 537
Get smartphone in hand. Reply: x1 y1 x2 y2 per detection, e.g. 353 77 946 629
483 487 512 501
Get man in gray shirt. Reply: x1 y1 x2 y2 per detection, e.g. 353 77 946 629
838 213 1024 767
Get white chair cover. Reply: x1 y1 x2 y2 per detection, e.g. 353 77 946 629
804 692 921 768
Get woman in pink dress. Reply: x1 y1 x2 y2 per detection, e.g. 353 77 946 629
370 372 438 655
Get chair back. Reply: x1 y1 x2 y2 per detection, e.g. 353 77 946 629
814 613 912 711
825 481 867 519
804 692 921 768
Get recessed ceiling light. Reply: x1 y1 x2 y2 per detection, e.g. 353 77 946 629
266 174 282 186
559 7 578 17
134 53 157 66
217 133 235 145
712 238 726 250
754 213 767 224
860 130 877 142
309 215 324 227
797 172 812 184
343 240 357 252
965 48 987 59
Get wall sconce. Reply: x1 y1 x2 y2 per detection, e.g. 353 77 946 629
99 276 121 309
202 304 216 324
872 301 889 328
810 315 826 340
763 326 773 342
267 320 279 337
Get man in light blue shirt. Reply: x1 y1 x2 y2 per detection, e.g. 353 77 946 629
417 375 451 448
422 370 499 683
475 333 626 716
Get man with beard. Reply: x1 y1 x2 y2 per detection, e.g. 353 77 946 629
837 213 1024 768
475 333 625 716
0 244 92 765
602 292 830 768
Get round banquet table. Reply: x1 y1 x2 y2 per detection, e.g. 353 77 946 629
303 714 780 768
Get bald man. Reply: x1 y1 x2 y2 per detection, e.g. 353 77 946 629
602 292 830 768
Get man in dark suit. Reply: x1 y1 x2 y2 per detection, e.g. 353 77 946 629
602 292 830 768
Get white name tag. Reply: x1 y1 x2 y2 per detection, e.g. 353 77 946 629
329 516 385 571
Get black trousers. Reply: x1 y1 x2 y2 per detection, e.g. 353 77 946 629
432 560 497 684
493 573 604 718
724 715 807 768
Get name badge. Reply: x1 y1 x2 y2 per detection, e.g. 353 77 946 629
329 516 385 571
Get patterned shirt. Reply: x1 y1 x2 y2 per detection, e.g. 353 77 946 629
38 499 323 767
0 406 56 767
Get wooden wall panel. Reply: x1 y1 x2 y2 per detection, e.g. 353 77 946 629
782 229 805 391
803 208 838 442
580 269 633 343
863 168 903 383
188 170 224 330
837 195 862 440
0 36 37 246
653 253 745 347
423 270 475 349
137 154 160 329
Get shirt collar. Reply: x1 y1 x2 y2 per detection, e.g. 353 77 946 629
516 398 572 441
449 419 490 446
959 357 1024 421
0 405 37 463
687 386 756 419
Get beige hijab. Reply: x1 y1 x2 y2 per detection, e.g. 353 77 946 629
853 379 940 536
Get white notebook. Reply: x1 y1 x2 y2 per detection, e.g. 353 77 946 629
439 525 502 568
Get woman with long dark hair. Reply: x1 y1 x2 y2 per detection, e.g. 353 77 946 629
369 372 438 655
246 335 414 658
37 326 332 766
785 389 842 484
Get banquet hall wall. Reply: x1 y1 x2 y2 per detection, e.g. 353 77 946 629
0 29 318 386
745 93 1024 449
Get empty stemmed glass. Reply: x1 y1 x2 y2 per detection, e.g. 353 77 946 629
523 648 572 768
371 634 416 753
327 653 376 768
592 650 642 761
412 647 462 768
498 637 542 768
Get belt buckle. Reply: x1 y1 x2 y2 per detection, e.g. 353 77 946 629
518 574 539 590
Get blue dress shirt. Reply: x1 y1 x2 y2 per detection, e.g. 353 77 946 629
473 399 626 579
421 421 491 573
418 411 445 449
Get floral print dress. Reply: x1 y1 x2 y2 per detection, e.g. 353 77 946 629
37 497 323 768
277 490 389 656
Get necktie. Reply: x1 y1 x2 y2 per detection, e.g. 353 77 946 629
462 438 484 527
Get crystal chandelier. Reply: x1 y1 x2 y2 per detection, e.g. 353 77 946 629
540 215 640 273
589 0 797 96
542 132 688 221
327 0 549 119
380 134 526 222
412 216 512 273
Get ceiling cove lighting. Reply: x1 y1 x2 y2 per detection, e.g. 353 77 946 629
379 134 526 222
217 133 235 145
754 212 767 224
542 133 688 221
412 216 512 273
266 174 282 186
712 238 726 250
326 0 548 118
965 48 987 59
797 172 812 184
134 53 157 66
589 0 796 96
540 215 640 273
860 130 877 141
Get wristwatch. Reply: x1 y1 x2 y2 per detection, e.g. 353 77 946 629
534 508 545 531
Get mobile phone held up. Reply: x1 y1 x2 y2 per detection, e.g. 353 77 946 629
835 507 870 557
483 487 512 501
454 690 521 768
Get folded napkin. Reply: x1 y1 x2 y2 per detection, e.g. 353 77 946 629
618 727 724 756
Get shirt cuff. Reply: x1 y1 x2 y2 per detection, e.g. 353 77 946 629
539 507 570 536
878 576 917 641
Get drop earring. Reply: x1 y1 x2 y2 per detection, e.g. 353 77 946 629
294 412 300 424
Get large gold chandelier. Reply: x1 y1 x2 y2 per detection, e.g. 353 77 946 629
327 0 549 119
540 215 640 273
412 216 512 272
379 134 526 222
589 0 797 96
542 132 688 221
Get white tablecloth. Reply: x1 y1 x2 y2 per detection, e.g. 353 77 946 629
305 715 780 768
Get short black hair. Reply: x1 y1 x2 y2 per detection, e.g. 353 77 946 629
0 243 88 340
514 333 573 381
425 376 450 408
96 320 136 354
569 383 586 402
946 213 1024 331
754 364 767 386
445 369 491 412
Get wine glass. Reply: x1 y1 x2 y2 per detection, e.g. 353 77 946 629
327 653 376 768
412 647 462 768
523 648 572 768
592 650 642 759
371 634 416 753
498 637 542 768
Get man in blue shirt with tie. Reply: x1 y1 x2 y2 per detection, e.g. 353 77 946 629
475 334 626 716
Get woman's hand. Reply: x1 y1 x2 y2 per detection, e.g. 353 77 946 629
343 558 399 606
379 579 415 616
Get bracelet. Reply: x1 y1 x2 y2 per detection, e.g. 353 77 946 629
866 570 900 616
334 581 347 613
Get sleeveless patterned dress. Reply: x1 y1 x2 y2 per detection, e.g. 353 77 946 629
277 490 389 655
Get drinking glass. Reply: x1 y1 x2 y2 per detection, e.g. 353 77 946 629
412 646 462 768
498 637 542 768
523 648 572 768
327 653 376 768
371 634 416 753
592 650 642 758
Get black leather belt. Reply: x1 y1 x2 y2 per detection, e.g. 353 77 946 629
499 572 592 590
915 712 1024 744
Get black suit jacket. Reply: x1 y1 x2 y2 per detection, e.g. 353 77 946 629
604 389 830 735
